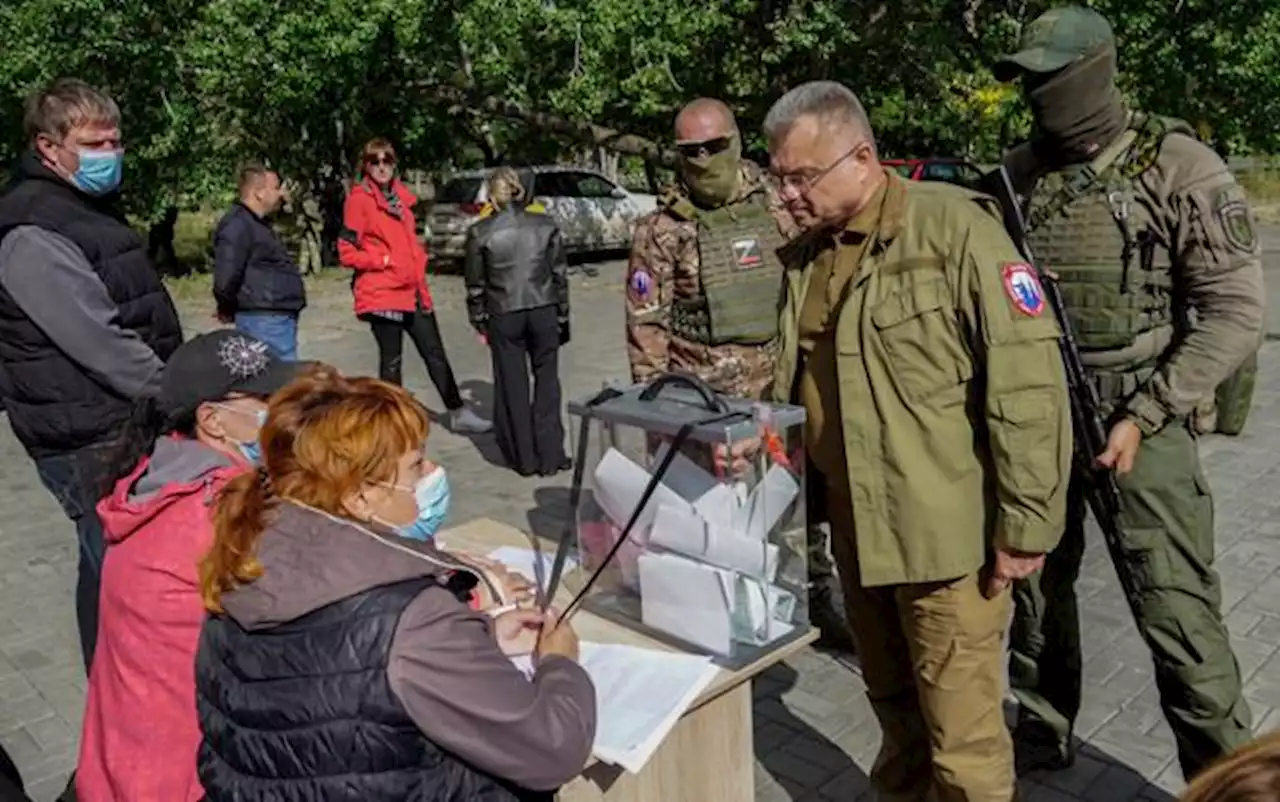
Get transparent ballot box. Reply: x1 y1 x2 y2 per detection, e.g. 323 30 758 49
566 373 809 669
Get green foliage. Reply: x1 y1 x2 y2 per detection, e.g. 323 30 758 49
1 0 1277 220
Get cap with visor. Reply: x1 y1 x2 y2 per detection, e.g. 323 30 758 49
993 6 1115 82
157 330 302 424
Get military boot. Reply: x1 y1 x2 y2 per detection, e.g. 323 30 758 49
809 577 856 654
1013 720 1075 774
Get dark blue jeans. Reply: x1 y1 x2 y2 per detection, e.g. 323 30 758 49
235 312 299 361
33 441 118 674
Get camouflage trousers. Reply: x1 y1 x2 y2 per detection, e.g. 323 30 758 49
1009 420 1253 780
807 522 835 583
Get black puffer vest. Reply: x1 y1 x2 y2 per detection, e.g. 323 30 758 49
196 577 552 802
0 153 183 457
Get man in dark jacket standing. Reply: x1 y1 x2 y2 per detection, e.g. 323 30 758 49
0 78 184 671
213 163 307 359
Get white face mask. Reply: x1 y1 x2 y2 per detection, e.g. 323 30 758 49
213 404 267 464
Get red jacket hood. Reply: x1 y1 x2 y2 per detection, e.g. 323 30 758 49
97 436 249 545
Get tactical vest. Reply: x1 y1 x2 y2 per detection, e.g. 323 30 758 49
1025 114 1195 391
666 187 786 346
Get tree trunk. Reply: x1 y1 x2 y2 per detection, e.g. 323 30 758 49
643 161 661 194
596 147 620 181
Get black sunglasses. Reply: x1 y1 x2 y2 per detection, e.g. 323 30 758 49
365 153 396 167
676 137 734 160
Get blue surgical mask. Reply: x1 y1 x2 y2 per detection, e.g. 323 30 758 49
397 466 451 541
237 439 262 465
72 149 124 196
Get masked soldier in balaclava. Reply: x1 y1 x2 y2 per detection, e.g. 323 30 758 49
992 5 1264 779
625 97 854 653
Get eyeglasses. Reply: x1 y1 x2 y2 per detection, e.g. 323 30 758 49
365 153 396 167
676 137 734 160
776 144 864 194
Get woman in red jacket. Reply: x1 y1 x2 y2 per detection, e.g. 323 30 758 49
338 137 491 434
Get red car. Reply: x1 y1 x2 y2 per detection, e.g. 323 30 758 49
882 158 985 190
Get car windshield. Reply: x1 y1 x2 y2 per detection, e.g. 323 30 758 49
891 164 914 178
437 177 484 205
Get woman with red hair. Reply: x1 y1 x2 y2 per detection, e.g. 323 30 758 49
193 373 595 800
338 137 491 434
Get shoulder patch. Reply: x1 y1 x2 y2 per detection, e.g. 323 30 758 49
1001 262 1046 317
628 266 654 302
1214 186 1258 254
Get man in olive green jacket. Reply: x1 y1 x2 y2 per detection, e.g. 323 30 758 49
765 80 1072 802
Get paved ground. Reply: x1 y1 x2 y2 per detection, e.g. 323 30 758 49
1 233 1279 801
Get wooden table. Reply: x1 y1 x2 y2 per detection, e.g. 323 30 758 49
439 517 818 802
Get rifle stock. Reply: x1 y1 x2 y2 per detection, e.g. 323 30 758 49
991 167 1124 544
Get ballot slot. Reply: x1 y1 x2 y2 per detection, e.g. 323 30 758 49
567 376 811 670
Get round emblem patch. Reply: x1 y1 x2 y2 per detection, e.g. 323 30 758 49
1001 263 1045 317
629 268 653 300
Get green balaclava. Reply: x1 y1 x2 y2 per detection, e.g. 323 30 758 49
994 6 1128 164
679 133 743 208
1026 43 1128 164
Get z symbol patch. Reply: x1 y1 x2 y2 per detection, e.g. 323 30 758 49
1001 262 1045 317
731 237 764 269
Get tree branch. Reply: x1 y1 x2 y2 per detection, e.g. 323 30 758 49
415 84 680 167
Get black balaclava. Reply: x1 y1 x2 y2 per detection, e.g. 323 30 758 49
1026 43 1128 165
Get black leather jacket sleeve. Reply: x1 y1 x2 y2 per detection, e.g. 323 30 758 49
463 226 487 331
465 207 570 328
548 228 568 321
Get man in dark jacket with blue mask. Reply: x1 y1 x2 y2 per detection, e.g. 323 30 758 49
0 78 184 673
213 163 307 359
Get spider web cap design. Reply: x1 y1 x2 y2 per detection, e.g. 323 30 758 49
217 335 271 379
157 329 301 422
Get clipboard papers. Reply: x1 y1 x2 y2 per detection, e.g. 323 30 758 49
510 642 720 774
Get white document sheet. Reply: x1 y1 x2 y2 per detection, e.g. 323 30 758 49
580 642 720 773
508 643 720 775
734 576 799 644
734 463 800 541
648 502 778 580
593 448 693 534
637 551 734 655
689 481 743 531
485 546 578 592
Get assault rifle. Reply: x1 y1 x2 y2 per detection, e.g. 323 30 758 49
991 166 1123 545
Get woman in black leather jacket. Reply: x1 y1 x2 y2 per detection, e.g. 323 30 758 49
464 169 571 476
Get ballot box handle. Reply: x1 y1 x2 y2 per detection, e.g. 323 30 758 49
638 371 729 413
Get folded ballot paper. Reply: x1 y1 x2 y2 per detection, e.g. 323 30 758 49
511 642 720 773
590 444 800 654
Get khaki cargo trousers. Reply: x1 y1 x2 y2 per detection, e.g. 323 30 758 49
1010 420 1253 779
830 491 1016 802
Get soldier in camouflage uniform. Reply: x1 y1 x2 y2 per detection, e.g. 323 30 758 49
625 97 853 652
993 6 1265 779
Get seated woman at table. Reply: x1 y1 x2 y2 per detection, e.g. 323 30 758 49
78 331 308 802
195 372 596 801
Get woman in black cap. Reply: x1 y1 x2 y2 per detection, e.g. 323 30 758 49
77 330 306 802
